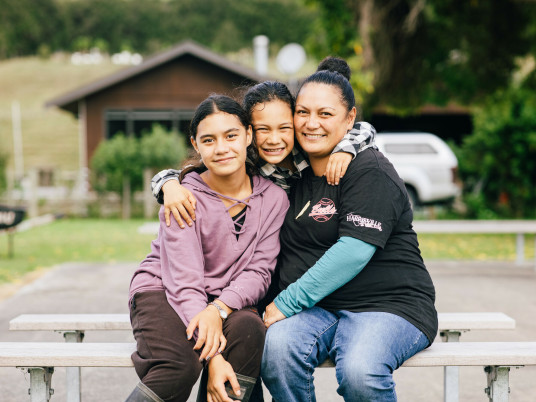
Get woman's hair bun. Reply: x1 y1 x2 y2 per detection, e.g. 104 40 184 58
316 56 351 81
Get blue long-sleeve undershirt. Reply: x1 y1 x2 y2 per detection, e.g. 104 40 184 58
274 236 377 317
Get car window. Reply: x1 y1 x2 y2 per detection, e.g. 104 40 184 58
383 143 438 154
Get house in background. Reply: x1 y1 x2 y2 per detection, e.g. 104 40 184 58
45 40 266 170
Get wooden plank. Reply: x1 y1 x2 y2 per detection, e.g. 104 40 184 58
1 342 536 368
403 342 536 367
438 312 515 331
9 314 131 331
413 220 536 234
0 343 135 367
10 312 516 332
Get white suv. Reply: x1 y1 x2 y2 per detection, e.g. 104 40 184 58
375 132 461 206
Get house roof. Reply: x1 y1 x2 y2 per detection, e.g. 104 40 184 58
46 40 268 113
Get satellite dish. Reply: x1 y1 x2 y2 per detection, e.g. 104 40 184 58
276 43 306 76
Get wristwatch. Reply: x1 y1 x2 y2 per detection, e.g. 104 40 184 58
209 301 228 320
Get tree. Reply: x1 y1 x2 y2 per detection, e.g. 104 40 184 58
0 0 61 58
0 0 318 58
90 126 187 218
139 125 188 172
306 0 535 111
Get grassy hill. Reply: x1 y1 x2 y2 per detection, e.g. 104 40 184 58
0 54 124 174
0 50 317 181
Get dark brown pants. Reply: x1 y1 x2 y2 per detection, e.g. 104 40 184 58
130 291 265 402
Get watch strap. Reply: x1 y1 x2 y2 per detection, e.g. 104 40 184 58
209 301 227 320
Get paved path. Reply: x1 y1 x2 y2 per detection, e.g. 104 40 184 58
0 260 535 401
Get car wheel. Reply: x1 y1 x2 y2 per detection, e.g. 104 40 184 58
405 186 419 210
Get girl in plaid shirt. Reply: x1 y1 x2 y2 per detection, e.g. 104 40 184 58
151 80 376 228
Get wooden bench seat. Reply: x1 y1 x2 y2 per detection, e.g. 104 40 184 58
0 342 135 367
9 312 517 402
2 341 536 369
1 341 535 402
9 311 516 333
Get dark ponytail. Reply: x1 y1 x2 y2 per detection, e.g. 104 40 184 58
299 56 356 112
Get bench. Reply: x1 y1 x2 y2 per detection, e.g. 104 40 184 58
1 341 535 402
412 220 536 268
10 312 516 402
139 220 536 267
9 311 515 335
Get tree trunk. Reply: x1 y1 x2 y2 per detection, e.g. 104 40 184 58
358 0 375 71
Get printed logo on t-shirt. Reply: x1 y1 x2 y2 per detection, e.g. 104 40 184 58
309 198 337 222
346 213 383 231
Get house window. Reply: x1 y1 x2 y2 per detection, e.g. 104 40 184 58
105 109 194 138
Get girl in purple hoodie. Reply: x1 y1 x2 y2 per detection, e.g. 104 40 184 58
126 95 289 402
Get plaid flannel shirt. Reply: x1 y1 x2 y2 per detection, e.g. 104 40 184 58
151 120 377 201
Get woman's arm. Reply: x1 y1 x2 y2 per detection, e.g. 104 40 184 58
332 121 377 156
263 236 376 327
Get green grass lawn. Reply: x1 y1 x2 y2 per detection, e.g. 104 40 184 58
0 219 156 283
0 219 534 285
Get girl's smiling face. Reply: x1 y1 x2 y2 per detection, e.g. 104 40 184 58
191 112 252 178
251 100 295 168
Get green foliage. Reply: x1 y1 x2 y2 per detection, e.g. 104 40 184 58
91 134 142 193
0 0 317 59
139 125 187 172
0 0 61 58
457 88 536 218
90 126 187 193
304 0 356 57
305 0 536 111
0 219 155 283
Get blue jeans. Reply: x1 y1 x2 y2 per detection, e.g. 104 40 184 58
261 308 429 402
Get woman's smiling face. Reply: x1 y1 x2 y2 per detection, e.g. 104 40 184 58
294 82 355 160
251 100 295 167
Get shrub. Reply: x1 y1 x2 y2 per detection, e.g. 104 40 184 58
90 125 188 194
457 88 536 218
139 125 187 172
91 133 142 193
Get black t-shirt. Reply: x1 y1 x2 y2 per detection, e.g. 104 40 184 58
277 148 438 344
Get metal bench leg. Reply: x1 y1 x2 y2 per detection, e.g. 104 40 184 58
63 331 84 402
440 330 461 402
484 366 510 402
515 233 524 266
26 367 54 402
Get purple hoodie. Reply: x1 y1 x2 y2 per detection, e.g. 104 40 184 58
129 172 289 328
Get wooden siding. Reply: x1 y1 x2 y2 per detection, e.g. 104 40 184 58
84 55 257 161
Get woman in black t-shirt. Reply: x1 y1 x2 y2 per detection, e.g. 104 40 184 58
261 57 438 402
